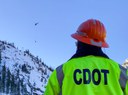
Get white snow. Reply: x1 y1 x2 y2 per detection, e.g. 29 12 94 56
122 58 128 68
0 41 52 95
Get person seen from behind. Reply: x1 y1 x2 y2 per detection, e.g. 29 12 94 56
44 19 128 95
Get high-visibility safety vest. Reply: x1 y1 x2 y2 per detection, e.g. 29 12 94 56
44 55 128 95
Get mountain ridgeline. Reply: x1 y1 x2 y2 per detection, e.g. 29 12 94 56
0 40 53 95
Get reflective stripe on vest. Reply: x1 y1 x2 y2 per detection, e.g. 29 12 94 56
119 65 128 91
56 64 64 95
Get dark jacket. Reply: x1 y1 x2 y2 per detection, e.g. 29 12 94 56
70 41 109 59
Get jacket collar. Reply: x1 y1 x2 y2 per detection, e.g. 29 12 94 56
70 42 109 60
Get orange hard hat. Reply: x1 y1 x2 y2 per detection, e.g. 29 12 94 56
71 19 109 48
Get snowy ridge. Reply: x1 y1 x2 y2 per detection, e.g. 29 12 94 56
122 59 128 69
0 40 53 95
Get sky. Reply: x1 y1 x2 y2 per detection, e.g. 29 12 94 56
0 0 128 68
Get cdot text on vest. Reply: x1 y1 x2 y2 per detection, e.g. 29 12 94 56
73 68 109 85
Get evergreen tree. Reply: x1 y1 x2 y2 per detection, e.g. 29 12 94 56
6 68 11 94
10 74 15 94
20 78 24 94
0 48 1 64
23 84 28 95
16 69 20 95
2 64 6 93
0 71 2 92
22 64 29 74
19 77 28 95
0 49 2 92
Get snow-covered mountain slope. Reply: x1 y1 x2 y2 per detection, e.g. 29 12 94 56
0 40 53 95
122 59 128 69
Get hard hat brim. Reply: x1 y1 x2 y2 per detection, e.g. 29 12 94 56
71 33 109 48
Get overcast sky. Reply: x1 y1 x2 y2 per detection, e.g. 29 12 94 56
0 0 128 68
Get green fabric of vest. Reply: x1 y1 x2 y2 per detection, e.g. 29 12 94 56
44 55 128 95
